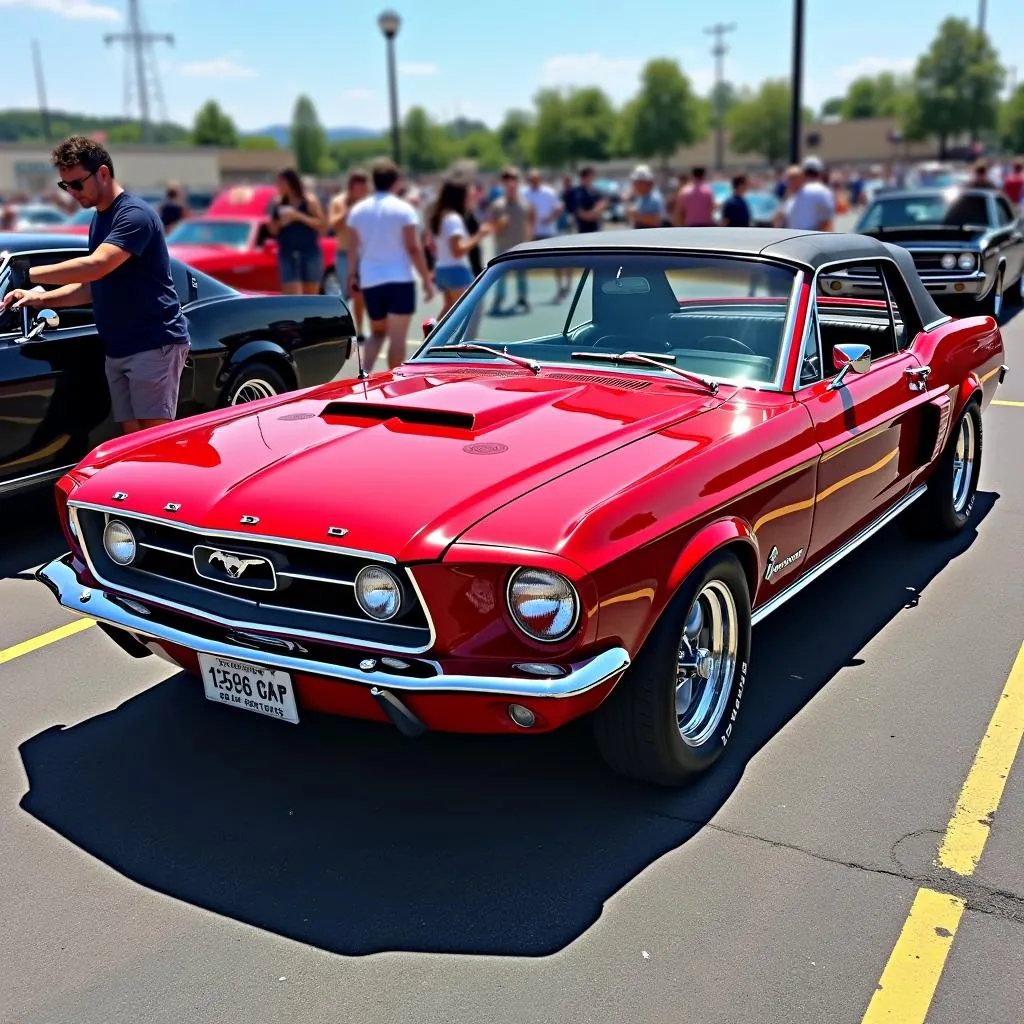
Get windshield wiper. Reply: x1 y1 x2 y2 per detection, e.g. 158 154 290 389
571 351 719 395
427 343 541 374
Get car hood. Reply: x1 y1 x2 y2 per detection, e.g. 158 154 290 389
858 226 986 245
71 368 727 563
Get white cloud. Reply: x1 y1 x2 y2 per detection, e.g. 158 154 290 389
399 62 438 77
0 0 119 20
342 88 374 102
178 55 257 80
541 53 644 97
833 56 915 89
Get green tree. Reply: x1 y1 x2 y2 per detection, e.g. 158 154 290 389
709 80 738 120
290 95 327 174
842 72 911 119
239 134 279 150
1000 83 1024 154
456 129 506 172
496 109 535 166
820 96 844 118
904 17 1004 156
191 100 238 147
533 88 570 168
402 106 451 173
727 79 793 166
628 58 706 170
563 86 618 165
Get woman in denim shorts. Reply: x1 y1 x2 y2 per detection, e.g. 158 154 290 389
269 168 327 294
427 178 493 316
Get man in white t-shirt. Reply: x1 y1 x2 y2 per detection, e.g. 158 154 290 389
523 168 570 299
346 158 435 372
783 156 836 231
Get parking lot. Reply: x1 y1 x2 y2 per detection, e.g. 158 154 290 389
2 305 1023 1024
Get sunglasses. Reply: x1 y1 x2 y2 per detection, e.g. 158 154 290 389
57 170 97 193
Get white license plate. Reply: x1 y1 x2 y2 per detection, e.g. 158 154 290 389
199 653 299 724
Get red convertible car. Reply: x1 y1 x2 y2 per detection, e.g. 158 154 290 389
37 229 1007 786
165 186 339 295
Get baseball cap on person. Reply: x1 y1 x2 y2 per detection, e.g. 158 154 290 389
631 164 654 182
802 155 825 175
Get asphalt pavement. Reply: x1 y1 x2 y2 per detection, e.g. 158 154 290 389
3 223 1023 1023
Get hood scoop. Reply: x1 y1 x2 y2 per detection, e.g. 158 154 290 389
321 401 476 430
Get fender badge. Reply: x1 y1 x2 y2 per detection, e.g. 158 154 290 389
764 545 804 582
112 492 127 501
240 515 260 525
327 526 349 538
359 659 377 671
164 503 181 512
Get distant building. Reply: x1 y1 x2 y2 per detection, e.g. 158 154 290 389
0 142 296 196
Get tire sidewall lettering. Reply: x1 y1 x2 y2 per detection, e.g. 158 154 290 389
720 659 748 747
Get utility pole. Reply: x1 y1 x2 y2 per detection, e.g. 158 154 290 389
31 40 51 142
977 0 987 35
104 0 173 142
704 22 736 171
788 0 805 166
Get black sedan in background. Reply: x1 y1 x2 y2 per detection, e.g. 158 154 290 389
836 188 1024 317
0 233 355 498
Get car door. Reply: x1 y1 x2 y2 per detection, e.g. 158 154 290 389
0 251 114 489
797 261 930 561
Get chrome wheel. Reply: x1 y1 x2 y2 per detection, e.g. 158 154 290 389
675 580 738 747
231 378 278 404
952 413 976 514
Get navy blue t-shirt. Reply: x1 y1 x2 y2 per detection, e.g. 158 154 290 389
571 185 602 233
721 195 751 227
89 192 189 358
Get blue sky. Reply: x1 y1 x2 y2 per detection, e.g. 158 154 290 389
1 0 1018 132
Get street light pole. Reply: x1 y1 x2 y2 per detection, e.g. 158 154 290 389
788 0 805 167
704 22 736 172
377 10 402 166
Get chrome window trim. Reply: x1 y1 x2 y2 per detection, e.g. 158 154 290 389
68 503 438 655
0 461 77 495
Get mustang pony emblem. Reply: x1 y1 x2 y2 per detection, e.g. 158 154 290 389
208 551 267 579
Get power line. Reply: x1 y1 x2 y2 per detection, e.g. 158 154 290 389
104 0 173 142
704 21 737 171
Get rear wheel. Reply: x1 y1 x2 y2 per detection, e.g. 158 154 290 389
220 361 290 407
906 400 982 539
593 552 752 787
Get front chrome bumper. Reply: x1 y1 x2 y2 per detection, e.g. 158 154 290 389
36 554 631 700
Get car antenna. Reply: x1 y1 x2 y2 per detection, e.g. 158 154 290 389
354 327 370 388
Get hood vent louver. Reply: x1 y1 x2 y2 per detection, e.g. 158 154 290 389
321 401 475 430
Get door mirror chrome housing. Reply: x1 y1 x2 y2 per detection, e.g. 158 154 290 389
828 343 872 390
19 307 60 343
38 308 60 329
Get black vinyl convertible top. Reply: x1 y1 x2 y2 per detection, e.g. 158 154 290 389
502 228 949 327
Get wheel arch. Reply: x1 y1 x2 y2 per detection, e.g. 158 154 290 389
217 340 298 395
666 517 760 608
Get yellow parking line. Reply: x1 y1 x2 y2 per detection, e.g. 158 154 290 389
0 618 95 665
937 640 1024 875
862 639 1024 1022
861 888 965 1023
992 400 1024 407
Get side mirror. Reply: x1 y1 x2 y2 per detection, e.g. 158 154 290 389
828 342 871 390
20 307 59 343
262 238 278 253
422 317 436 338
38 308 60 329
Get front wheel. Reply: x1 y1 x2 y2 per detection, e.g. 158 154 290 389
592 552 752 787
219 361 290 407
906 400 982 539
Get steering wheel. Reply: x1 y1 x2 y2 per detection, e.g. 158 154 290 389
696 334 756 355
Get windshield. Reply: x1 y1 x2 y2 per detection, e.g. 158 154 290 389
69 208 95 225
859 192 990 230
166 219 253 249
415 253 798 387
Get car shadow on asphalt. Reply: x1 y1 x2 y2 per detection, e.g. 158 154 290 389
17 493 997 958
1 488 67 581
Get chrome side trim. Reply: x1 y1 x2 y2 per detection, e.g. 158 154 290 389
36 554 631 699
0 462 77 496
68 500 398 563
68 505 438 654
751 484 927 625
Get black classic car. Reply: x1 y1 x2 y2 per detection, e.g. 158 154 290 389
830 188 1024 317
0 233 354 498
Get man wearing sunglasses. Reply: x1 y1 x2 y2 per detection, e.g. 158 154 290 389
1 135 189 434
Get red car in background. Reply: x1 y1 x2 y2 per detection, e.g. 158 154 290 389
165 186 339 295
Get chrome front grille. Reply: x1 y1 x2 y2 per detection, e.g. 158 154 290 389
71 505 433 652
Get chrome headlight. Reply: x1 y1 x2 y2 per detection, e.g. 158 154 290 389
354 565 403 621
940 253 957 270
957 252 976 271
103 519 137 565
507 568 579 642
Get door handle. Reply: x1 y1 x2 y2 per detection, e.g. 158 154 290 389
905 365 931 392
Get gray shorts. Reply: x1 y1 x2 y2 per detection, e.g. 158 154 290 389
104 343 189 423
